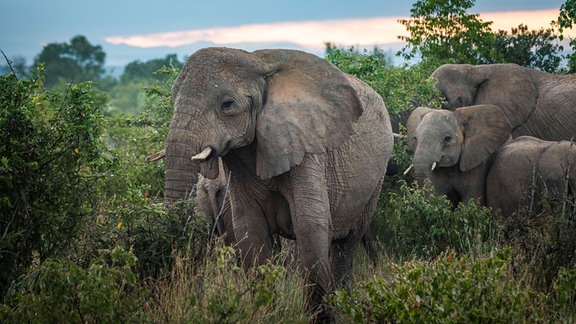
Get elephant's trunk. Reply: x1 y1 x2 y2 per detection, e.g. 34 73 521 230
413 156 436 187
164 126 200 203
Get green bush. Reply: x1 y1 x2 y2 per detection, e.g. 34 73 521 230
0 247 148 323
0 67 106 299
374 180 500 259
333 250 550 323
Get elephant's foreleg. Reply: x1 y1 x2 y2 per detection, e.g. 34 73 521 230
231 200 273 267
287 154 334 320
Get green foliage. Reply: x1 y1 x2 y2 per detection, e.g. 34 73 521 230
399 0 563 71
1 247 148 323
108 55 183 115
374 181 499 259
398 0 496 65
333 250 556 323
494 24 563 73
326 46 443 116
0 68 105 299
554 0 576 72
31 35 106 89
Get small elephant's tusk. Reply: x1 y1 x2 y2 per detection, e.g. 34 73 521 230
431 161 437 171
393 133 407 139
146 149 166 162
191 146 213 161
403 164 413 175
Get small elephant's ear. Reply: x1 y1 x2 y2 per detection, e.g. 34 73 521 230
473 64 537 129
456 104 512 172
253 49 363 179
406 107 437 152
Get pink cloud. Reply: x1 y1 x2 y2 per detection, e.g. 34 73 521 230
105 9 572 51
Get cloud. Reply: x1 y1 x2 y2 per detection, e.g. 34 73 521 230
106 17 405 51
105 9 571 52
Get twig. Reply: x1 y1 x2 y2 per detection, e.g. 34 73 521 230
0 49 17 78
211 170 232 241
562 138 574 220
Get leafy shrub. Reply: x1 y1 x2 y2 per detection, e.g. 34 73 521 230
0 67 105 299
333 250 550 323
374 181 500 259
0 247 148 323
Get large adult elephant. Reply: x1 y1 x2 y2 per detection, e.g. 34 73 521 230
432 63 576 141
165 47 393 321
486 136 576 217
406 104 512 206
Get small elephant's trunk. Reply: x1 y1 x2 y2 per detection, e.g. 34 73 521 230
413 158 435 188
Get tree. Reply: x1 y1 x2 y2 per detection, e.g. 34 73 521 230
108 55 183 114
398 0 497 65
32 35 106 89
121 54 183 83
398 0 563 71
553 0 576 72
494 24 562 72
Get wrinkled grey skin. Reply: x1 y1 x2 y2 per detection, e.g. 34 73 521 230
406 105 512 206
487 136 576 217
166 47 393 321
195 159 379 264
432 63 576 141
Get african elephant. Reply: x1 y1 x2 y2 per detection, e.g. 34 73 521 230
486 136 576 217
432 63 576 141
406 104 512 206
165 47 393 321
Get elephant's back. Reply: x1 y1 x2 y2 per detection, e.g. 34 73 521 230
486 136 553 215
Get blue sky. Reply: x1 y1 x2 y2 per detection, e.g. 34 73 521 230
0 0 568 69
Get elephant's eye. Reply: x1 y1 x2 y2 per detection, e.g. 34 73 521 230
444 135 452 143
220 99 234 110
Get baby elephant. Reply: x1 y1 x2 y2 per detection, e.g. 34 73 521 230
195 159 236 246
486 136 576 217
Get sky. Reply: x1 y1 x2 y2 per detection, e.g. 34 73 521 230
0 0 571 71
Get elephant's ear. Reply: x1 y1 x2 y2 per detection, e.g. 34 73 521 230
406 106 437 152
253 49 363 179
456 104 512 172
473 64 537 129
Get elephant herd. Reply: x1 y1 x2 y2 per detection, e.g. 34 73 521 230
147 47 576 322
408 63 576 217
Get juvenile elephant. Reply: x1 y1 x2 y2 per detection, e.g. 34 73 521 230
195 158 236 246
432 63 576 141
406 104 512 206
486 136 576 217
165 47 393 321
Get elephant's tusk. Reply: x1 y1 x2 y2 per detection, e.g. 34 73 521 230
146 149 166 162
393 133 407 139
431 161 437 171
403 164 413 175
192 147 213 161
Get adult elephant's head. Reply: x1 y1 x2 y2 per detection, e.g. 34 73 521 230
406 104 511 184
431 64 537 129
164 47 362 201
